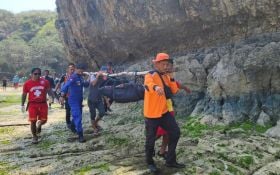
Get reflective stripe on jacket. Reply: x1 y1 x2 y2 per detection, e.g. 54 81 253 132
144 71 179 118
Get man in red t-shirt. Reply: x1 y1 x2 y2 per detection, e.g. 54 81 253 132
21 68 50 144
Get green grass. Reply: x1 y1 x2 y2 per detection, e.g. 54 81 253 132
52 130 64 137
182 116 272 138
210 159 225 171
92 162 110 172
227 121 271 133
209 170 221 175
0 94 21 106
38 140 56 150
74 162 109 175
74 165 93 175
176 147 186 158
216 152 252 173
0 161 18 175
0 110 19 115
227 164 243 175
237 155 254 169
184 167 196 174
217 143 227 147
105 135 129 147
181 116 223 138
0 127 15 135
254 124 272 133
0 140 11 145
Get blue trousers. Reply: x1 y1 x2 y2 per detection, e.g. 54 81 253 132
69 102 83 135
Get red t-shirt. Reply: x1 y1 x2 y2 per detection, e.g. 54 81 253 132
23 78 50 103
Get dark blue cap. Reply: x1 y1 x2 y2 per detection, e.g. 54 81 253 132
76 63 87 70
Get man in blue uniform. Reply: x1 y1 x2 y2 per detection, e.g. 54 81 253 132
59 63 89 143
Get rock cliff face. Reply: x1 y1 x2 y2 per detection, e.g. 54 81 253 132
56 0 280 125
125 33 280 125
56 0 280 66
173 33 280 125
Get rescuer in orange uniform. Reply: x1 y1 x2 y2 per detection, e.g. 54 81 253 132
144 53 185 173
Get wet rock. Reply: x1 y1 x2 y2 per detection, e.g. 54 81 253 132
257 111 271 126
265 121 280 138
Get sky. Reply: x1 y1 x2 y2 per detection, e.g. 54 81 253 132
0 0 56 13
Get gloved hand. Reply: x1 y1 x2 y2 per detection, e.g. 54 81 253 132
21 105 25 113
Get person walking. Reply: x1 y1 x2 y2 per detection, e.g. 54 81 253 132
55 63 75 131
12 74 19 90
100 62 114 112
2 77 7 91
43 70 56 109
143 53 185 173
59 63 89 143
88 71 106 136
21 68 50 144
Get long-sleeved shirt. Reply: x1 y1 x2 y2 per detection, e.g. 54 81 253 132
144 70 179 118
88 74 105 102
44 75 55 89
61 73 89 104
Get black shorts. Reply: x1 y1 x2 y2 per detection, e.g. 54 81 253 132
87 99 105 120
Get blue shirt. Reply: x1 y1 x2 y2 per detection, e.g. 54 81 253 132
61 73 89 103
12 75 20 83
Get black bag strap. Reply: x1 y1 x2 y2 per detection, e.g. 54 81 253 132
156 71 168 89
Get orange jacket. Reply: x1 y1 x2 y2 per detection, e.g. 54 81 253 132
144 71 179 118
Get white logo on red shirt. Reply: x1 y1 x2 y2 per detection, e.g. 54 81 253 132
34 89 42 97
